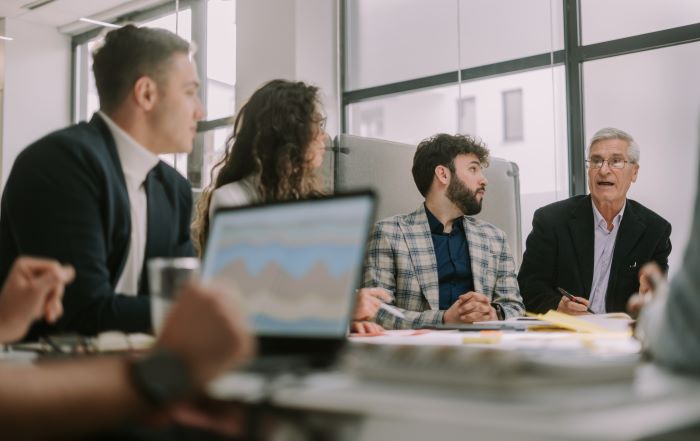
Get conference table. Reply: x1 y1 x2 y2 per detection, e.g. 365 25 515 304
209 325 700 441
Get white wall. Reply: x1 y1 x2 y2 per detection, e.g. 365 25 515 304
235 0 338 135
0 17 70 188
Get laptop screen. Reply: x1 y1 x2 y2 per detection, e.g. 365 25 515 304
201 192 375 339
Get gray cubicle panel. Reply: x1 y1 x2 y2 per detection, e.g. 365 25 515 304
335 134 522 266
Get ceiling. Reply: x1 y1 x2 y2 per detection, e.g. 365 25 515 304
0 0 166 34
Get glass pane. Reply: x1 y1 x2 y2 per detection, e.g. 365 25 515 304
142 8 192 40
459 0 563 69
503 89 523 142
346 0 459 90
200 125 233 188
583 42 700 274
581 0 700 45
206 0 236 119
347 66 568 255
458 97 477 135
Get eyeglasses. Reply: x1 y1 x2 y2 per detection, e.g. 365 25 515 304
318 117 327 131
585 158 633 170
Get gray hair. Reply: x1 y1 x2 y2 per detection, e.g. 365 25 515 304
587 127 640 163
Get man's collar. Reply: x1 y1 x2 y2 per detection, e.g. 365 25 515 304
424 204 463 234
592 199 626 230
97 111 159 184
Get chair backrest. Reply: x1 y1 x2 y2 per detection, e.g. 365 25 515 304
335 134 522 267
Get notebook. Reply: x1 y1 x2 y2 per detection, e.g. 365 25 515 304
201 191 376 370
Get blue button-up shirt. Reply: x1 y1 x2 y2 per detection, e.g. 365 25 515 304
425 206 475 310
589 201 626 314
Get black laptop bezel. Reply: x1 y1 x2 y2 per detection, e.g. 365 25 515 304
202 190 377 367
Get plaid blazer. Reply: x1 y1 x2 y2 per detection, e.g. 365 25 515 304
362 204 524 329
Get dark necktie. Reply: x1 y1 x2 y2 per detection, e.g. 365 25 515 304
139 164 172 295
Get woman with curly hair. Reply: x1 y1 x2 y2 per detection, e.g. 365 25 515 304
192 79 328 255
192 79 386 335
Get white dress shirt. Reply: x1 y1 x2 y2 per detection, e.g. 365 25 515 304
98 111 159 296
588 201 626 313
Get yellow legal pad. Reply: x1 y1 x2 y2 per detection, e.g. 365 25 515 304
531 310 631 335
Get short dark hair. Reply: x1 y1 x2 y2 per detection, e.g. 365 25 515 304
92 25 191 112
412 133 490 196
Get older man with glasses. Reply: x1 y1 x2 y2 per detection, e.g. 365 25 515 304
518 127 672 315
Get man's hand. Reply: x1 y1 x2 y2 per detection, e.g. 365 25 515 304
0 257 75 343
350 321 385 335
353 287 392 321
443 292 497 324
156 283 255 389
628 262 663 319
638 262 663 294
556 295 590 315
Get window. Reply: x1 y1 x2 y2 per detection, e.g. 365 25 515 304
457 97 476 136
502 89 523 142
347 68 568 250
343 0 700 267
350 106 384 139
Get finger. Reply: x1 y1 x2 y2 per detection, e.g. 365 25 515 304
458 292 475 302
639 281 651 294
459 312 485 323
459 301 489 315
26 271 63 318
44 284 65 323
574 296 590 306
369 323 384 334
60 264 76 283
567 302 588 312
467 292 490 304
359 323 370 334
17 258 64 279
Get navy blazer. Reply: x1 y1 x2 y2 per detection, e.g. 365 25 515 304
0 114 195 337
518 195 672 314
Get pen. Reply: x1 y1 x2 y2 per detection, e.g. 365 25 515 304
556 287 595 314
378 302 406 319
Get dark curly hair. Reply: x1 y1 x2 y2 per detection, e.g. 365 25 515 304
192 79 325 255
412 133 490 197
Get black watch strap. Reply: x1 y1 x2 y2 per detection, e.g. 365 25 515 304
129 350 193 406
491 303 505 320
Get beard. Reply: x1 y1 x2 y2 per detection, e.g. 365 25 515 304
446 177 484 216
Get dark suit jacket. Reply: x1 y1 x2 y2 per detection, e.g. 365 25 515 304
0 114 195 337
518 195 672 313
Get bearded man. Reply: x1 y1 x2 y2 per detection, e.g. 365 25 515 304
362 133 525 329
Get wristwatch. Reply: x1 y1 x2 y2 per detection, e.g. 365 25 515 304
128 350 193 406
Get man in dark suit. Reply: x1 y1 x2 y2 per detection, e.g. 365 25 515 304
518 127 671 314
0 25 204 337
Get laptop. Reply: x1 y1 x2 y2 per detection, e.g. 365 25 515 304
201 191 376 370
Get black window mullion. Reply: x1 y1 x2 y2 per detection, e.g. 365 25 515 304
564 0 586 196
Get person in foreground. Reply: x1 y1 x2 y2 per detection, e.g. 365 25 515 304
0 256 254 440
192 79 388 335
0 25 203 337
518 127 672 315
632 134 700 372
363 133 525 329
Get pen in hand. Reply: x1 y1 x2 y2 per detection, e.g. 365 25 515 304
557 287 595 314
377 302 406 319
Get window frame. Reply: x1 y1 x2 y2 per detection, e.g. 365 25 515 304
340 0 700 196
